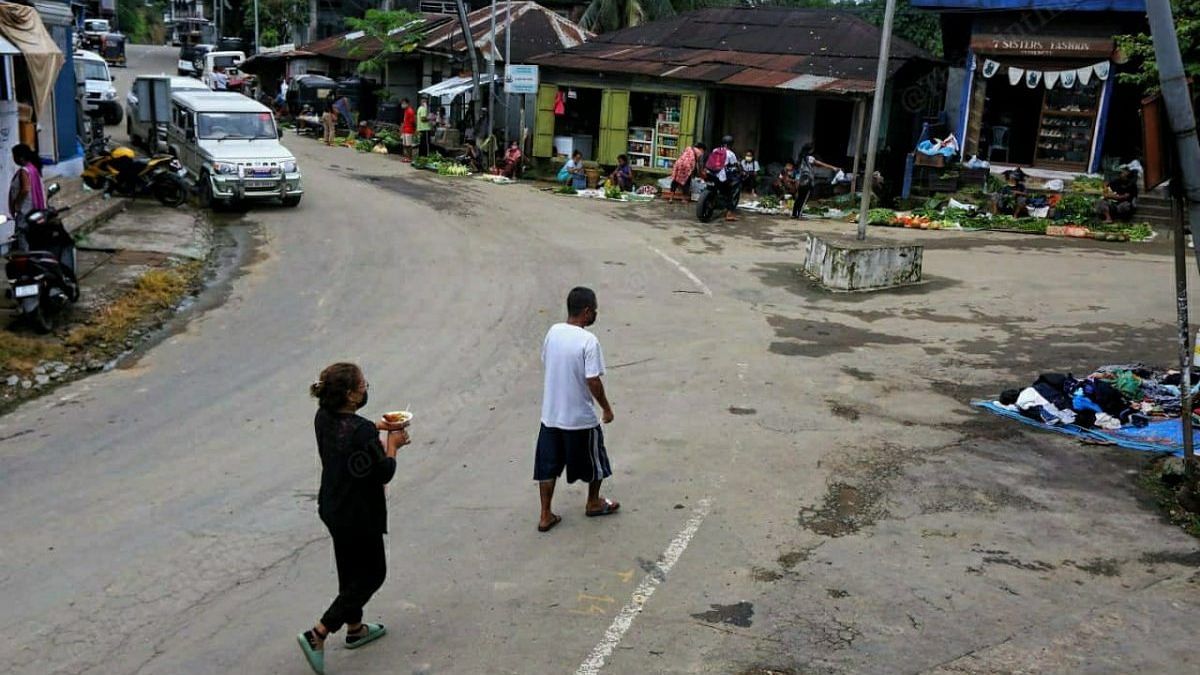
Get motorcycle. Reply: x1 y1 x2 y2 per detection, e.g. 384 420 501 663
82 147 188 207
696 166 743 223
4 184 80 333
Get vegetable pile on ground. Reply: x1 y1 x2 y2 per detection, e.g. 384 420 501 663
437 162 470 176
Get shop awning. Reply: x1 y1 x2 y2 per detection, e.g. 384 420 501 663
419 75 499 99
0 4 63 119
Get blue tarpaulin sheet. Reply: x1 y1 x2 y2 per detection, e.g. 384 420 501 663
910 0 1145 11
972 400 1195 456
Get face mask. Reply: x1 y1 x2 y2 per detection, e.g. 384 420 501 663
356 390 368 410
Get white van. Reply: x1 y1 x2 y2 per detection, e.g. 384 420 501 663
74 49 121 125
125 75 208 151
166 91 303 208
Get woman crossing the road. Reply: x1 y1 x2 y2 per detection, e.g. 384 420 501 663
297 363 411 675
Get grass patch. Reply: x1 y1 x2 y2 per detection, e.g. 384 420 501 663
1139 457 1200 538
0 333 66 374
65 265 196 349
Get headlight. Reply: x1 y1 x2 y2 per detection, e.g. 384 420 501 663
281 160 297 173
104 90 116 100
211 162 238 175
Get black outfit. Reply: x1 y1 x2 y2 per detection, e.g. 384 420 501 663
1106 175 1138 219
314 408 395 632
792 185 811 218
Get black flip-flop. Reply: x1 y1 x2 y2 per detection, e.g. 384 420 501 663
586 499 621 517
538 514 562 532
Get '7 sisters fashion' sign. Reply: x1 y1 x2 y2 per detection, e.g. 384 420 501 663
970 34 1114 58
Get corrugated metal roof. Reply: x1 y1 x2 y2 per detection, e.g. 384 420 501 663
530 7 936 94
297 4 587 64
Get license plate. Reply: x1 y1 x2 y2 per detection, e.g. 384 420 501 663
245 180 276 189
13 284 38 298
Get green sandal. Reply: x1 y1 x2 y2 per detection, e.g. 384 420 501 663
345 622 387 650
296 631 325 675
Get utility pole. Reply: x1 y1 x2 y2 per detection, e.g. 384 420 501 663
1147 0 1200 464
504 0 512 145
487 0 497 144
454 0 480 123
254 0 259 52
854 0 896 241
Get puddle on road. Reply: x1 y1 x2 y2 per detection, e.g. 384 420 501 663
766 314 918 358
691 601 754 627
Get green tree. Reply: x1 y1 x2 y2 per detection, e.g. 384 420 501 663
343 8 427 86
245 0 310 48
1117 0 1200 92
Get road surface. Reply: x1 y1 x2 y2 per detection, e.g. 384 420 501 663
2 45 1198 674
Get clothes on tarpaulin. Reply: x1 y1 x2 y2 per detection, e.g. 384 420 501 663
998 367 1188 433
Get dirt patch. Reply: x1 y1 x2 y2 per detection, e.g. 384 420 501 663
982 555 1056 572
728 406 758 415
1071 557 1122 577
799 483 881 537
826 588 849 598
738 669 798 675
766 314 918 358
1140 549 1200 566
691 601 754 627
828 401 861 421
840 366 876 381
778 549 812 570
752 567 782 582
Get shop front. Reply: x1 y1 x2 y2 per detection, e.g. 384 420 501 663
533 79 703 171
958 33 1117 172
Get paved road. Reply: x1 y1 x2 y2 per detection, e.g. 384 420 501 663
2 46 1199 675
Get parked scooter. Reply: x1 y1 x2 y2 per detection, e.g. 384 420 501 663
4 184 79 333
82 146 188 207
696 166 743 223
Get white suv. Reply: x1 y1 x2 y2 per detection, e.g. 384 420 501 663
75 50 121 125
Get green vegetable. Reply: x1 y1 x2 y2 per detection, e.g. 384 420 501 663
437 162 470 176
603 181 622 200
758 195 780 210
555 185 577 195
867 208 896 225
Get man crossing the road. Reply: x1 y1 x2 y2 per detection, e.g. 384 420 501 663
534 286 619 532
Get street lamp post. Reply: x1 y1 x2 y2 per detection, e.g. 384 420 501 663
855 0 897 241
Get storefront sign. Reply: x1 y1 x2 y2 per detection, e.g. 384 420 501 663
971 34 1114 58
505 65 539 95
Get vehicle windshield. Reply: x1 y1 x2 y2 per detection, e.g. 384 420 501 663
85 20 109 32
213 55 240 70
197 112 277 140
75 60 109 82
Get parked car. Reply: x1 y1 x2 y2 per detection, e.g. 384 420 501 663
126 75 208 152
178 42 213 76
79 18 110 51
75 49 121 126
165 91 303 208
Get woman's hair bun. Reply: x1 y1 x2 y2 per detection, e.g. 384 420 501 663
310 380 324 398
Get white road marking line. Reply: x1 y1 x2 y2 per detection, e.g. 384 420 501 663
575 497 714 675
648 246 713 297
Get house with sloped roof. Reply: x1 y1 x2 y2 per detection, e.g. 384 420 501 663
526 6 941 180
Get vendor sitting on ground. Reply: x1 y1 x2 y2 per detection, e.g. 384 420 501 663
771 161 799 198
496 140 523 178
608 154 633 191
456 139 483 173
1096 166 1139 223
560 150 587 190
990 168 1029 218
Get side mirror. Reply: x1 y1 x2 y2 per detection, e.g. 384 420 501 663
278 127 284 139
110 74 116 82
46 183 60 197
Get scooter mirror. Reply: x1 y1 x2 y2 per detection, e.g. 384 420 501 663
46 183 60 197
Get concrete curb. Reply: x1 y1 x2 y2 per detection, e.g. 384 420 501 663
64 193 130 239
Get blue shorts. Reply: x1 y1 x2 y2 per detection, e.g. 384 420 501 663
534 424 612 483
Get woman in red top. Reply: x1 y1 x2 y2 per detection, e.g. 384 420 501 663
400 98 417 162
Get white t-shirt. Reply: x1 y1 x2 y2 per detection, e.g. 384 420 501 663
541 322 605 430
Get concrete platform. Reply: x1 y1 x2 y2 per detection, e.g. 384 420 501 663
803 233 923 291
